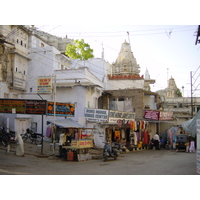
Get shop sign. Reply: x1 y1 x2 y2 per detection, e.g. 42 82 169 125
25 100 47 115
0 99 25 114
37 78 52 94
144 110 159 120
108 110 135 123
0 99 47 115
71 139 93 148
159 111 173 120
84 108 108 122
47 102 75 117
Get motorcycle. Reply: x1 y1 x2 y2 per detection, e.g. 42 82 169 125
20 128 42 145
0 127 16 147
103 142 119 162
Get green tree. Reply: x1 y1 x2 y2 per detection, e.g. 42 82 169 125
176 89 182 97
65 39 94 60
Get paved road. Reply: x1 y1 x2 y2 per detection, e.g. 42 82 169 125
0 147 198 175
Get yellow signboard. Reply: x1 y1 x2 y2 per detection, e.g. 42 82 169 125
37 78 52 93
70 140 93 148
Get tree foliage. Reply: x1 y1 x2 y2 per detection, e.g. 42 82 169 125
65 39 94 60
176 89 182 97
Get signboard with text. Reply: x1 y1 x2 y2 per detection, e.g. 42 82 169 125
37 78 52 94
0 99 25 114
144 110 160 120
144 110 173 121
0 99 47 115
69 139 93 148
159 111 173 120
47 102 75 117
84 108 108 122
108 110 135 123
25 100 47 115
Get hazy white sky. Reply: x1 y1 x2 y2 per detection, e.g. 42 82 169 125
3 1 200 97
36 25 200 97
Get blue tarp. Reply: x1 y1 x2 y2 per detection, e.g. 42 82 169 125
48 118 84 128
181 111 200 137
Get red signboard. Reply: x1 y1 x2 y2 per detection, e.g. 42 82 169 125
144 110 173 121
144 110 160 120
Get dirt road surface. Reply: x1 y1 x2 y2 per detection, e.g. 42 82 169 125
0 140 198 175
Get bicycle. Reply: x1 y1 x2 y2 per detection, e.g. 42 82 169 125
21 128 42 145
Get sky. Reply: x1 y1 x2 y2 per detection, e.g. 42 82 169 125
2 1 200 98
35 25 200 97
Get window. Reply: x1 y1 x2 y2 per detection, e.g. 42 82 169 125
21 41 23 46
30 88 32 92
41 43 44 47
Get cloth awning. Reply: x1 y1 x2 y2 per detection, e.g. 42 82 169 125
48 118 84 128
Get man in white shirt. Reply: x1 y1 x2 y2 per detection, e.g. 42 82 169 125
153 132 160 150
58 130 67 157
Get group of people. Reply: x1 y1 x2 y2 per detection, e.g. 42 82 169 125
151 132 196 153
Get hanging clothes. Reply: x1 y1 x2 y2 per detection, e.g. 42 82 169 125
143 130 148 145
137 121 140 131
114 131 120 139
46 126 52 138
121 129 125 139
134 132 138 145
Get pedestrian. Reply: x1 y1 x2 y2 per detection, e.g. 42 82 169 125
160 137 164 149
58 130 67 158
15 131 24 156
186 139 190 153
153 132 160 150
189 138 195 153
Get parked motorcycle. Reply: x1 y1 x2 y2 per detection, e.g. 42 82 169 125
0 126 16 147
20 128 42 145
103 142 119 161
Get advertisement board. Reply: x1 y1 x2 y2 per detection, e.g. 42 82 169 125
159 111 173 120
0 99 25 114
70 139 93 148
84 108 108 122
25 100 47 115
37 78 52 94
0 99 47 115
144 110 160 120
47 102 75 117
108 110 135 123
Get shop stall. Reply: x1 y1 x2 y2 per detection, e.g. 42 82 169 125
101 120 150 152
47 118 94 161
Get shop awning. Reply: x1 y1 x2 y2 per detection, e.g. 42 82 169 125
48 118 84 128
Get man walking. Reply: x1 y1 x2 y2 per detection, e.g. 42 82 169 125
153 132 160 150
